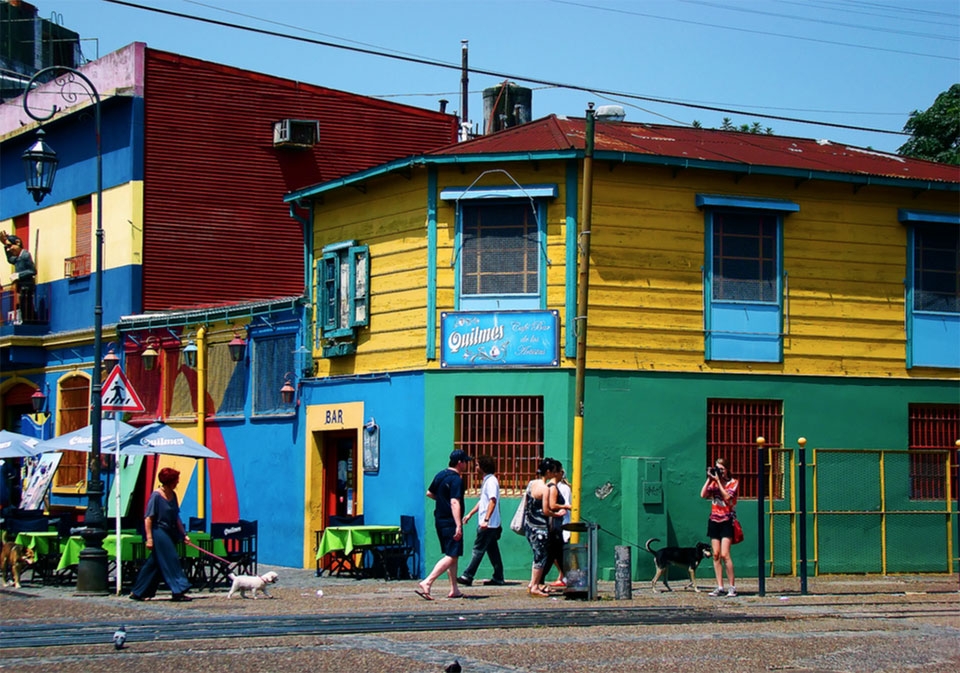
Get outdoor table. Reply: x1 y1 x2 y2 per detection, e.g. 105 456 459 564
315 525 401 577
14 530 61 556
57 532 144 571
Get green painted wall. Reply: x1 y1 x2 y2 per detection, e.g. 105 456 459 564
423 370 573 581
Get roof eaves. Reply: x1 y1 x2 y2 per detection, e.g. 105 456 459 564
118 296 306 330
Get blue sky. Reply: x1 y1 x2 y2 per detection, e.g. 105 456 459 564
27 0 960 153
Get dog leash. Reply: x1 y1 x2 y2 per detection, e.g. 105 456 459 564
183 540 271 584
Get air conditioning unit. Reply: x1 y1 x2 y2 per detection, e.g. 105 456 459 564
273 119 319 148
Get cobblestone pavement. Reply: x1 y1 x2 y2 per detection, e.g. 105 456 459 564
1 568 957 672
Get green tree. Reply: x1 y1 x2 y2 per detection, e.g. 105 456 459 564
898 84 960 165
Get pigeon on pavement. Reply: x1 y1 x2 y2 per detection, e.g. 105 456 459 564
444 660 461 673
113 626 126 650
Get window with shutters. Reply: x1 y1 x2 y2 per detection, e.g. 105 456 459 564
315 241 369 358
54 375 90 488
706 398 784 499
253 332 297 415
65 197 92 278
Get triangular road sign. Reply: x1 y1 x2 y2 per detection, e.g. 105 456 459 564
101 365 145 412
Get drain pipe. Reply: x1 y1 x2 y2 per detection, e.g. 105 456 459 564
196 325 207 520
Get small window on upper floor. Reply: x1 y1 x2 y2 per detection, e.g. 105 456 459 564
899 209 959 369
441 183 556 311
698 194 799 363
315 241 369 358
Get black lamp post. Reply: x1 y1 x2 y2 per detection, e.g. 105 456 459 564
22 66 108 594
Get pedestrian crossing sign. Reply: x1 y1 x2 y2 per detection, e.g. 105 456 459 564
101 365 145 412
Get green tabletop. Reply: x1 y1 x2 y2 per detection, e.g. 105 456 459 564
179 531 227 560
58 533 144 570
316 525 400 559
14 531 62 557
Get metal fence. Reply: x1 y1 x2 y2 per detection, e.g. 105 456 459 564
767 447 958 576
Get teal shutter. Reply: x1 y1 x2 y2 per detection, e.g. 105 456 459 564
321 252 340 334
348 245 370 328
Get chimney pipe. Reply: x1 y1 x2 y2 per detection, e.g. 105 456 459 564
460 39 469 141
439 98 448 114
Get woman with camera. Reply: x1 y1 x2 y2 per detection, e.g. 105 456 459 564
701 457 738 596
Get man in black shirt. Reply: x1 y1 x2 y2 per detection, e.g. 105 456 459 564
416 449 472 600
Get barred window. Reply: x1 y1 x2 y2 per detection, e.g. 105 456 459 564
253 333 297 415
707 399 784 499
461 202 539 297
914 224 960 314
455 396 544 495
909 404 959 501
55 375 90 487
207 339 247 418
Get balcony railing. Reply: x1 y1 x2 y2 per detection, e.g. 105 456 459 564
64 254 91 278
0 286 50 327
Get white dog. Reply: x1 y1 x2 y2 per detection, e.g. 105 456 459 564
226 570 278 599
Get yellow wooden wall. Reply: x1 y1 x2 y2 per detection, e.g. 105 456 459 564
310 160 958 381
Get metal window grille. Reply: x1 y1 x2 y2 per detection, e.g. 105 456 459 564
707 398 783 499
914 224 960 313
908 404 959 500
461 203 538 296
55 375 90 487
74 196 92 271
455 396 544 495
713 212 777 302
253 334 296 415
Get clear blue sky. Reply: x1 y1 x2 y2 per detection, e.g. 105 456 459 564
27 0 960 153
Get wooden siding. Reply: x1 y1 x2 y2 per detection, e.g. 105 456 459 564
310 159 957 380
142 49 456 312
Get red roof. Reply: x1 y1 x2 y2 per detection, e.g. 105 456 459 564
430 116 960 184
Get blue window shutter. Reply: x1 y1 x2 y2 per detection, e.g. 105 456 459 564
321 252 340 334
348 245 370 328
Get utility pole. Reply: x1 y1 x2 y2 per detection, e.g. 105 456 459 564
571 103 595 526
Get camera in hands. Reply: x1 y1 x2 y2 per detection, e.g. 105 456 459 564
707 467 718 478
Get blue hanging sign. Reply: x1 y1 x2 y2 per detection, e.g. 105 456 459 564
440 310 559 368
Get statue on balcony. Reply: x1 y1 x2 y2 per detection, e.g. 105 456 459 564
1 232 36 322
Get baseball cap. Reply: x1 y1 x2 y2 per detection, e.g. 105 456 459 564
5 235 22 246
449 449 473 464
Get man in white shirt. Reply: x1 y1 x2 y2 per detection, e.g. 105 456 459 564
457 455 505 586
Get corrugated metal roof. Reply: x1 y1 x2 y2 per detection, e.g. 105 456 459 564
429 116 960 184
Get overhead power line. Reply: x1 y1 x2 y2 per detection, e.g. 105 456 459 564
104 0 915 137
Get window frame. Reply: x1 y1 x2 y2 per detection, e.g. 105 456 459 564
441 183 556 312
908 403 959 501
251 329 298 416
706 398 784 500
900 209 960 369
698 194 798 363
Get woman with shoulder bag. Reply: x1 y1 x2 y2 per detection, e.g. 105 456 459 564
524 458 570 597
700 457 739 597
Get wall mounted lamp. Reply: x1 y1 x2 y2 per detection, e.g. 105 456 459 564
280 372 297 406
31 383 50 414
182 334 199 369
141 336 161 371
102 342 120 372
228 331 247 363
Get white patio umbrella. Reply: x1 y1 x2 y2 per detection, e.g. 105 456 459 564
35 420 221 594
0 429 43 458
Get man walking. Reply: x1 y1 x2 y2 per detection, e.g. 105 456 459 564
416 449 472 600
457 455 505 587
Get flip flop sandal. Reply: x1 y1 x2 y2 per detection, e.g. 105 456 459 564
414 589 434 601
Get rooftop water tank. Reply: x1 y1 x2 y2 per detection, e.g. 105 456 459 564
482 82 532 134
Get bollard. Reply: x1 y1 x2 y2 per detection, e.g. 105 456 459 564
614 545 632 599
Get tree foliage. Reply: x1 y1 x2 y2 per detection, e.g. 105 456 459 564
897 84 960 165
692 117 773 134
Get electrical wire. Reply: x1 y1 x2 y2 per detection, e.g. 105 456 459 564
102 0 922 137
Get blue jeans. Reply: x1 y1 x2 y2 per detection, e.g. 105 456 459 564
460 525 503 582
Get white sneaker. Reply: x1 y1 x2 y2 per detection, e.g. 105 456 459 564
708 587 725 597
726 587 737 597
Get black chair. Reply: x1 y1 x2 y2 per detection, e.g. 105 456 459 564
203 519 258 590
188 517 206 533
3 508 50 535
315 514 364 577
376 515 419 580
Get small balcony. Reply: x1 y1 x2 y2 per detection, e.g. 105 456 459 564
0 285 50 336
65 254 91 278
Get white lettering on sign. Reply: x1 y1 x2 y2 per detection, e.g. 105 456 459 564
224 526 242 536
325 409 343 424
447 324 505 353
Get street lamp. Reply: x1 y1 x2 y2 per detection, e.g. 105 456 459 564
21 66 108 595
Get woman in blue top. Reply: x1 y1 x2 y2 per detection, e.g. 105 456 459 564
129 467 192 601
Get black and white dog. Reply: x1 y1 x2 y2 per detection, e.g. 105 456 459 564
643 538 712 592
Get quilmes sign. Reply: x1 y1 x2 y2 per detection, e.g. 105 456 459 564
440 310 559 368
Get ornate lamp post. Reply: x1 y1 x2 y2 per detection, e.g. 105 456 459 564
21 67 108 594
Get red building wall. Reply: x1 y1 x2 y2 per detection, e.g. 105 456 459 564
142 49 457 311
